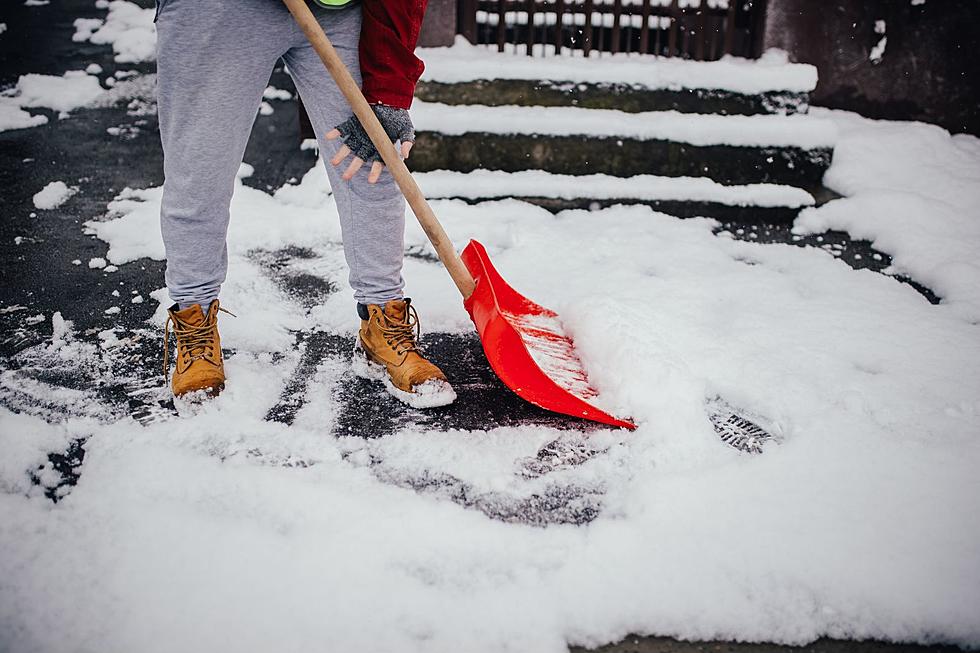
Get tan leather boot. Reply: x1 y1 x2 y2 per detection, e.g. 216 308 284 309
353 299 456 408
164 300 227 398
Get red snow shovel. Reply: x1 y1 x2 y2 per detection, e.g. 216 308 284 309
284 0 635 430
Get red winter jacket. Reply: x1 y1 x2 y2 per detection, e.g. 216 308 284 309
359 0 427 109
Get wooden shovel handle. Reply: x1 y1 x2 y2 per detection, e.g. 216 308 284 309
282 0 476 299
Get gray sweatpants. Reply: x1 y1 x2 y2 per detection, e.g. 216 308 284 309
156 0 405 308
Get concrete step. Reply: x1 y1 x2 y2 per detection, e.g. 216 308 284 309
416 79 810 117
409 102 836 187
416 169 824 224
418 40 818 116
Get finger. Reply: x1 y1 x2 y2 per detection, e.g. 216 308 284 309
400 141 413 159
330 145 351 166
368 161 384 184
325 128 341 141
342 157 364 181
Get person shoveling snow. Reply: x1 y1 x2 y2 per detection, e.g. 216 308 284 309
158 0 454 406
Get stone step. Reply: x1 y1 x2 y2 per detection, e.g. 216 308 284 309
415 79 809 117
417 40 818 115
416 169 823 224
410 102 836 187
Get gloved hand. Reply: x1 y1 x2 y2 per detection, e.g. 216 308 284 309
325 104 415 184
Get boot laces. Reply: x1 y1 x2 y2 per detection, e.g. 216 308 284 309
378 301 421 357
163 304 235 381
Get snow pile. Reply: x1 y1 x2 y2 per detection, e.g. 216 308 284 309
795 109 980 321
412 100 837 148
73 0 156 63
420 37 818 94
8 71 104 113
32 181 78 210
0 71 103 127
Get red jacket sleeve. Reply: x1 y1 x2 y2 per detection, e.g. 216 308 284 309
359 0 428 109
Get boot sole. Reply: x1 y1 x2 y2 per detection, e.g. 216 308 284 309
172 382 224 400
351 342 457 409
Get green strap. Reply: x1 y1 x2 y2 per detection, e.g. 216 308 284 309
311 0 356 8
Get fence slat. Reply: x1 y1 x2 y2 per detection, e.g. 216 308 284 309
639 0 651 54
583 0 594 57
496 0 506 52
723 0 736 55
695 7 707 60
667 0 679 57
749 0 769 58
458 0 478 43
611 0 622 54
554 0 565 54
525 0 535 55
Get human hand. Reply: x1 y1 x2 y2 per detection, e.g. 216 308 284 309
325 104 414 184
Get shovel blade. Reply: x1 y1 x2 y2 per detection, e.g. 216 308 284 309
461 240 635 430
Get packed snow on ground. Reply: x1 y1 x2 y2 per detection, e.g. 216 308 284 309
32 181 78 210
0 71 103 127
412 100 837 149
72 0 156 63
3 119 980 653
796 109 980 322
0 104 48 132
421 37 817 95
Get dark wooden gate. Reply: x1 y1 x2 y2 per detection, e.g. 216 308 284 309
457 0 768 60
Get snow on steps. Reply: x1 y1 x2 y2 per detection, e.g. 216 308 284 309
417 39 816 116
410 101 836 187
415 78 810 118
415 169 817 223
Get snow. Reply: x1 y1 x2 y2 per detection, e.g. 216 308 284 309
795 109 980 322
869 20 887 64
412 101 837 149
73 0 156 63
5 105 973 650
420 37 818 95
0 71 103 119
72 17 104 42
0 104 48 132
352 347 458 408
32 181 77 210
263 86 293 101
3 20 980 647
415 169 815 208
6 172 980 650
505 310 598 402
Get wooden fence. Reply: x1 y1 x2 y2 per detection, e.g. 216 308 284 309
457 0 768 60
